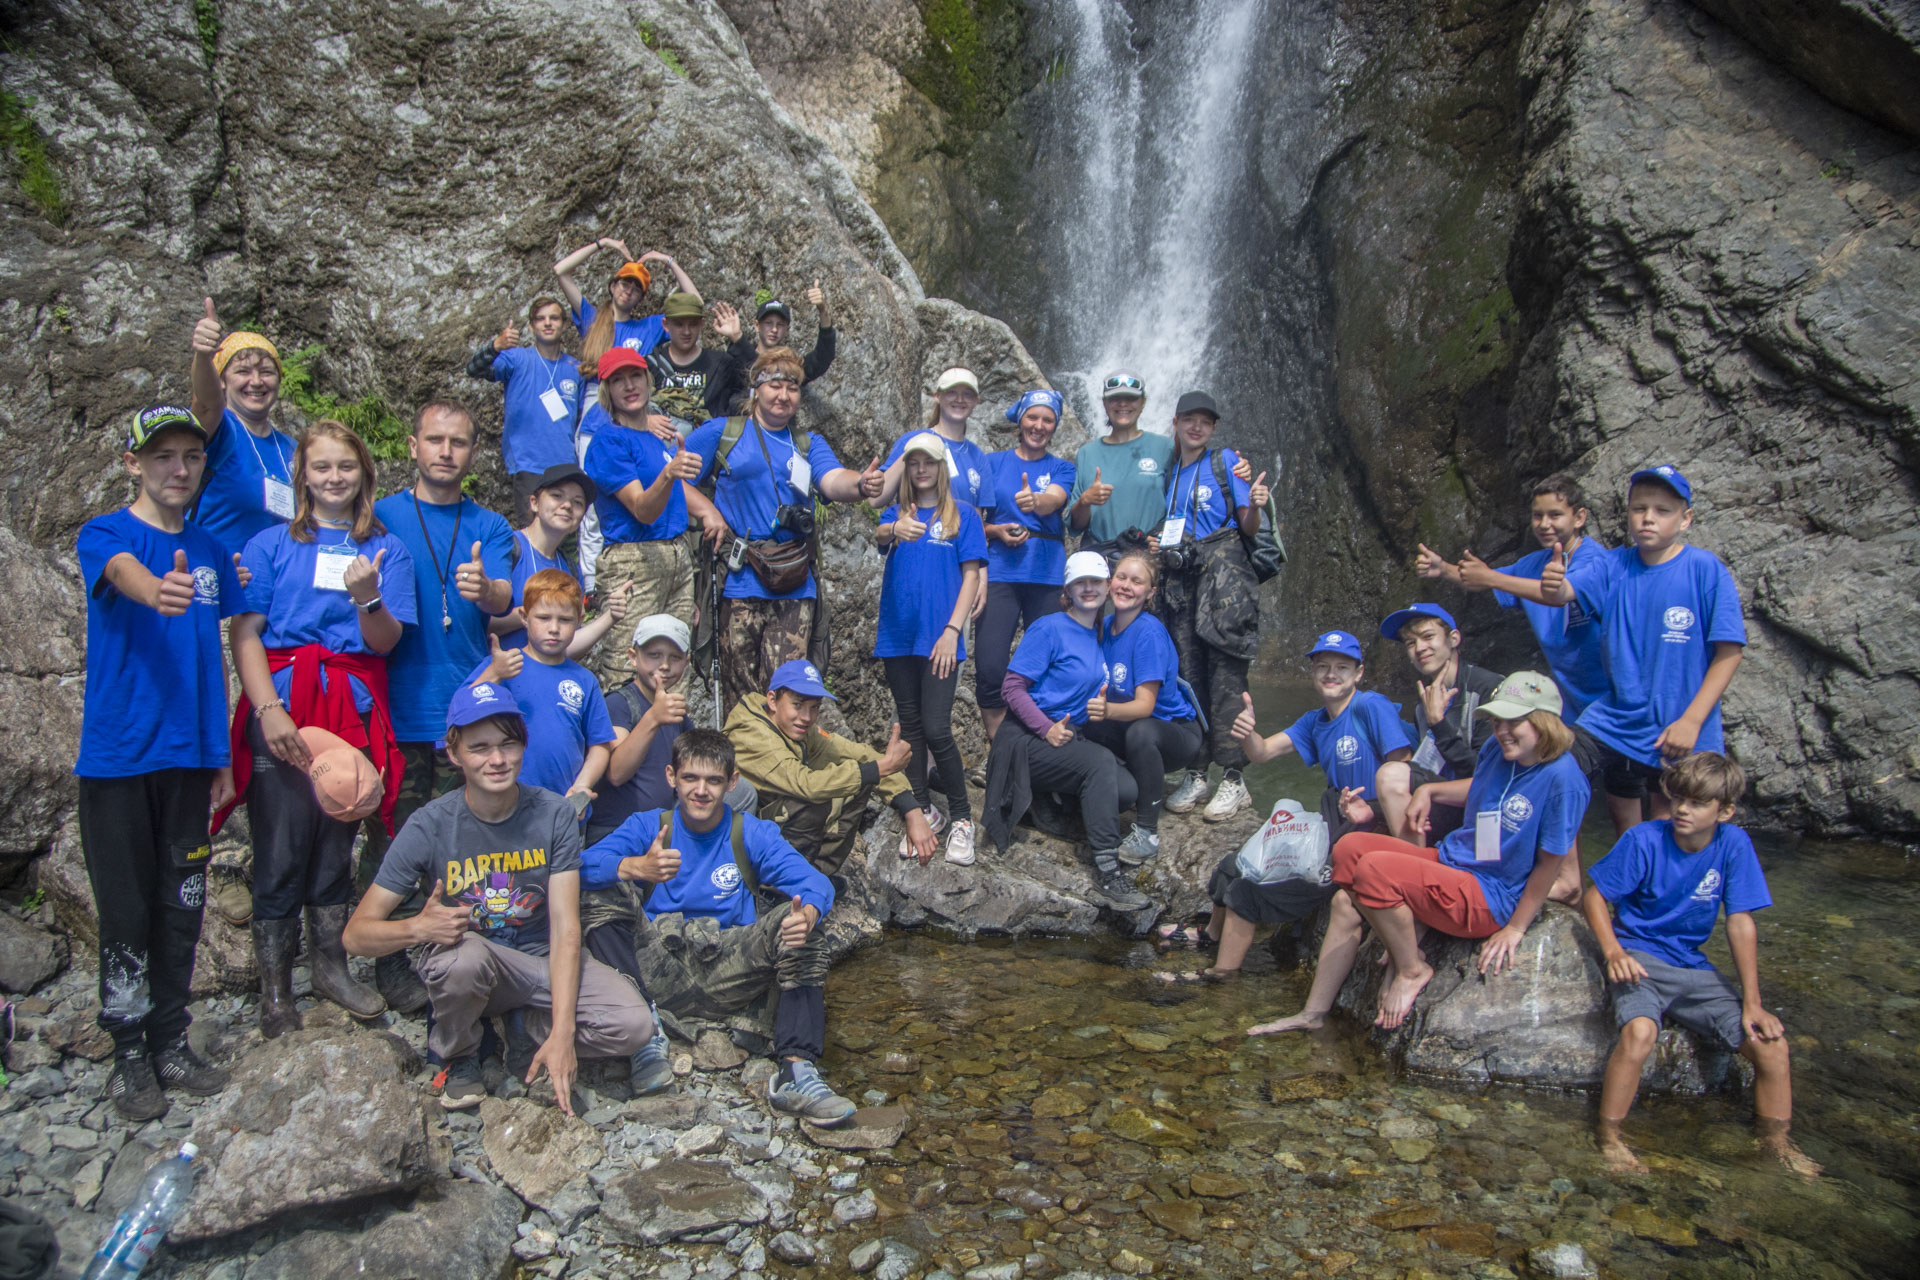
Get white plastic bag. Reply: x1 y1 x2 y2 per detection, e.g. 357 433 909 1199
1234 799 1331 886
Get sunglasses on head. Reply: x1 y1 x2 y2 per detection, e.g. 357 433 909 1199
1103 375 1143 394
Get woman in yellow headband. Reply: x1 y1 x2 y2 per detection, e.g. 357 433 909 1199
188 296 297 561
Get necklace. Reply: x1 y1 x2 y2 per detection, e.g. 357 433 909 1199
410 488 464 631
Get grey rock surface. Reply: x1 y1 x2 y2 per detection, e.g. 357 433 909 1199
0 912 68 993
241 1180 523 1280
598 1158 770 1245
479 1097 605 1218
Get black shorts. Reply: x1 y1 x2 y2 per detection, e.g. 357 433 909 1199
1405 763 1465 841
1208 853 1334 925
1597 740 1663 800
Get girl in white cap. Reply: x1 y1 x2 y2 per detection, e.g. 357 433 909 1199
877 367 999 513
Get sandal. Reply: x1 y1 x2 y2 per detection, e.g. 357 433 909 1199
966 764 988 789
1152 967 1240 985
1153 923 1219 952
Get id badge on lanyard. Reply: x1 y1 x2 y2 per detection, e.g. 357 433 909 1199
1160 516 1187 548
313 544 356 592
788 454 812 499
539 388 569 421
264 477 296 520
1474 810 1502 862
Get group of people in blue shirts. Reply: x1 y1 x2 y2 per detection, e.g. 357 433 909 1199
69 263 1815 1175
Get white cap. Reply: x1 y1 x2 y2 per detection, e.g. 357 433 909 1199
630 614 691 652
934 367 979 393
179 1141 200 1159
1063 550 1110 585
901 432 949 461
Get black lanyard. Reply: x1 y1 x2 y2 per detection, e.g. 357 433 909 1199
411 490 464 631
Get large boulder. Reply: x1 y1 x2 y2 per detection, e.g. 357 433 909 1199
240 1181 523 1280
0 528 85 865
598 1158 771 1246
175 1026 450 1240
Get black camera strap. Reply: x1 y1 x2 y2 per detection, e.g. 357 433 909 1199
747 418 807 533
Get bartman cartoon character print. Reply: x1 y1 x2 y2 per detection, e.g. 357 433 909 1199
437 839 559 952
477 871 542 931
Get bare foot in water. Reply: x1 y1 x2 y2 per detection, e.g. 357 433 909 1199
1598 1128 1647 1175
1374 961 1434 1029
1247 1010 1326 1036
1759 1130 1822 1179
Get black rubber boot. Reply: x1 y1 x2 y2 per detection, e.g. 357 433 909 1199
251 916 304 1039
306 904 385 1020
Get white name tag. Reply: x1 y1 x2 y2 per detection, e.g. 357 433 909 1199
313 546 355 592
264 477 296 520
540 388 569 421
947 451 961 480
1412 734 1446 775
788 455 811 497
1160 516 1187 548
1475 809 1502 862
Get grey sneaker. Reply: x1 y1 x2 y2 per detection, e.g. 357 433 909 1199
767 1060 857 1126
1115 824 1161 866
630 1020 674 1097
439 1055 486 1110
107 1051 169 1123
1164 770 1211 814
153 1034 229 1095
1095 865 1151 910
1203 772 1252 823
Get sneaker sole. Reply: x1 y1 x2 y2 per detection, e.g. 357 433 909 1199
440 1090 486 1110
1202 801 1250 823
944 852 976 866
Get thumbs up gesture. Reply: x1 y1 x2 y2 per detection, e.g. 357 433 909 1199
1413 542 1451 580
343 546 385 604
1086 682 1111 722
641 666 689 727
414 880 472 947
779 894 818 949
877 722 911 776
1456 547 1496 591
665 437 702 482
482 632 523 683
1014 471 1038 514
231 552 253 590
1045 715 1075 748
1229 691 1258 742
805 279 825 308
493 321 520 352
456 540 489 603
191 297 221 356
154 548 197 615
1539 540 1569 603
859 456 885 500
1248 470 1271 510
1082 467 1112 508
621 821 683 883
892 506 927 542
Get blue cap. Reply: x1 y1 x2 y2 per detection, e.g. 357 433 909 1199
1306 630 1364 662
445 681 524 735
769 659 835 700
1379 602 1459 641
1628 464 1692 505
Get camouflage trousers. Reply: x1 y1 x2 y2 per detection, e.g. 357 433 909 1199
589 538 697 692
756 784 879 876
720 595 816 715
1161 588 1250 770
613 896 831 1049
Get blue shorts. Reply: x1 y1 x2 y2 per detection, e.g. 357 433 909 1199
1609 950 1745 1051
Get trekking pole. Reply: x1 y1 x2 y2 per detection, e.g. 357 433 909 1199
709 551 723 729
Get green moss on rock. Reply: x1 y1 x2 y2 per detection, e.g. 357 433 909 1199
1 92 65 224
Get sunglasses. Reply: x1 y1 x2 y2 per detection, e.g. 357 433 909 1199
1102 375 1144 394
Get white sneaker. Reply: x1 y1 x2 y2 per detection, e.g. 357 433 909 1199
944 820 977 866
1203 773 1251 823
1164 770 1212 814
898 805 948 858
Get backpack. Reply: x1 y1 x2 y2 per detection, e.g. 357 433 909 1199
639 806 756 903
1206 450 1286 584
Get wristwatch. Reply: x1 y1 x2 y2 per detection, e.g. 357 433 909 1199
357 596 385 614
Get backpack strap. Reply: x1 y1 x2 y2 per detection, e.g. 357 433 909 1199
1210 448 1232 504
730 809 758 897
715 416 748 476
618 681 646 727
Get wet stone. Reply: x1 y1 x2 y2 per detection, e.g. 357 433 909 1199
1611 1202 1698 1246
1419 1223 1498 1256
1265 1072 1352 1103
1369 1205 1447 1231
769 1230 819 1264
803 1105 907 1151
1106 1107 1201 1148
1141 1196 1205 1241
1187 1171 1250 1198
1527 1242 1599 1279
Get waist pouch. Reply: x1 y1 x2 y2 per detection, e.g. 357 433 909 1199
743 536 814 595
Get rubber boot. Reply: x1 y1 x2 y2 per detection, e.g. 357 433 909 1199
251 916 304 1039
305 903 386 1020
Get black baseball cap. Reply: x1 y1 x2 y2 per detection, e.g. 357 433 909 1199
757 300 792 321
1174 392 1220 419
127 403 207 452
532 462 597 505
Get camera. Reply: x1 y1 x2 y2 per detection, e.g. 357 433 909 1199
775 502 816 540
1160 542 1197 574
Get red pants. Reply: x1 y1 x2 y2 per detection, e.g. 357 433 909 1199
1330 832 1499 938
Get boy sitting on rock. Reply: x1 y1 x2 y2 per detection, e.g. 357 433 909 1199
580 728 859 1125
1582 751 1817 1177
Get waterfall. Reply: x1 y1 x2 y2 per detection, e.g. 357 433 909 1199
1036 0 1273 434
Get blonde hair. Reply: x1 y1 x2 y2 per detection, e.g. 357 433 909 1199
901 444 960 544
1525 710 1575 763
290 420 383 544
596 363 653 423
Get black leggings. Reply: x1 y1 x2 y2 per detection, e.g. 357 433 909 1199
246 715 357 921
1014 727 1139 853
974 580 1063 709
1084 717 1204 832
884 655 969 820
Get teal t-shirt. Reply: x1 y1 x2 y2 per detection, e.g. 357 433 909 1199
1068 432 1175 543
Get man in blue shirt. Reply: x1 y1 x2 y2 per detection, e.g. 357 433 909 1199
580 729 858 1125
76 405 245 1120
361 400 516 1010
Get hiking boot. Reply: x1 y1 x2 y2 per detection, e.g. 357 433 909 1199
251 916 304 1039
439 1055 486 1110
1095 865 1151 911
107 1051 169 1123
209 870 253 926
944 819 977 867
1203 771 1251 822
377 950 431 1016
630 1021 675 1097
305 904 385 1020
1164 769 1211 814
1115 824 1161 866
768 1060 857 1126
152 1033 228 1095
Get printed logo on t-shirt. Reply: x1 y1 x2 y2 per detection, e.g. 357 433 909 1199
1107 661 1129 689
1566 597 1595 629
192 565 220 606
1661 606 1696 644
967 468 982 495
1035 473 1051 490
1501 792 1534 832
928 520 947 544
1690 868 1722 902
622 338 643 350
560 378 578 396
557 680 586 713
710 862 742 894
1334 734 1361 764
1197 485 1214 507
1137 457 1160 475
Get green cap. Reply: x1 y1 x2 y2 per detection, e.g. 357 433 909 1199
1477 670 1564 720
662 292 705 320
127 404 207 452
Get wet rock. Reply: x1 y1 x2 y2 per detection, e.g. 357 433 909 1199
241 1181 521 1280
1108 1249 1154 1277
1106 1107 1201 1148
1118 1029 1173 1052
599 1159 769 1245
849 1238 923 1278
1030 1087 1092 1118
1369 1205 1447 1231
803 1105 907 1151
694 1029 750 1071
1187 1171 1251 1198
1264 1072 1351 1103
832 1187 879 1223
1418 1223 1498 1257
963 1265 1022 1280
479 1097 605 1224
0 912 67 992
675 1124 728 1157
1611 1202 1698 1247
175 1027 448 1240
1527 1241 1599 1279
1389 1138 1435 1163
769 1230 820 1264
1140 1196 1205 1241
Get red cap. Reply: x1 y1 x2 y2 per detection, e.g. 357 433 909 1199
595 347 650 381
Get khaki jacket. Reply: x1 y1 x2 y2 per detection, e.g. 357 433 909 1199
723 698 910 810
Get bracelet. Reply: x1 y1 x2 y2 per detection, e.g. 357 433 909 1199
357 595 384 614
255 698 286 716
943 624 961 636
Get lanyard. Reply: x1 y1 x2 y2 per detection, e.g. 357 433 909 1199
242 423 291 483
411 491 464 631
1165 453 1206 519
749 419 803 507
1494 760 1541 811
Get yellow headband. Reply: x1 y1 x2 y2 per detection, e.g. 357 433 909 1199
212 332 281 376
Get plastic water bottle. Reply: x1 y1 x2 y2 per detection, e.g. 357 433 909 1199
81 1142 199 1279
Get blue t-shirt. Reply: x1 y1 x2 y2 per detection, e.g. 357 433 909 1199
685 416 846 601
1568 543 1747 768
1588 820 1772 970
463 656 614 797
75 510 246 777
1161 448 1250 541
579 806 834 929
1434 738 1590 926
239 523 419 713
1099 612 1194 721
1282 691 1413 798
488 347 582 476
498 529 580 651
984 449 1074 585
1493 539 1610 717
583 423 688 544
372 492 517 742
572 300 664 359
876 502 987 660
883 431 997 512
191 411 297 559
593 685 685 830
1008 612 1105 724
